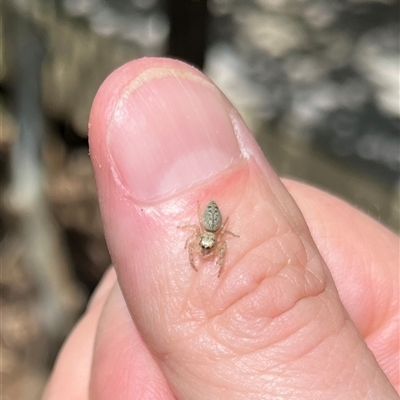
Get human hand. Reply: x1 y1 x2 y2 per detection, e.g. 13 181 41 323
44 58 399 399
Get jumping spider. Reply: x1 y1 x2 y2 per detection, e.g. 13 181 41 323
178 200 238 277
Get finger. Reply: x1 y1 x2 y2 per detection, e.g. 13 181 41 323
87 267 118 311
90 284 175 400
89 57 398 399
43 268 116 400
283 179 399 391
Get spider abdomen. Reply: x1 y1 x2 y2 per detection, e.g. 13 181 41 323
202 200 222 232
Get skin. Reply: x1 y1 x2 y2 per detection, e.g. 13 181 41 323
43 58 399 400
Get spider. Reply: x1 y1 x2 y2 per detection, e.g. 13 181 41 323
178 200 239 277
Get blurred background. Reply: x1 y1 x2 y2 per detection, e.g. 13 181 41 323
1 0 399 398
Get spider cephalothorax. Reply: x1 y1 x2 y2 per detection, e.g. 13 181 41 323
179 200 238 277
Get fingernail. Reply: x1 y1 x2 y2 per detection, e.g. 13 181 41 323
106 68 242 202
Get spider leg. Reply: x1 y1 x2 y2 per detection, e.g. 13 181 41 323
220 217 240 237
184 232 198 249
220 217 239 238
197 201 202 225
178 225 200 249
217 241 227 277
220 216 229 231
178 224 200 233
188 242 198 271
202 248 216 259
221 230 239 238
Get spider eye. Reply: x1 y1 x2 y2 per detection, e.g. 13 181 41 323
200 233 216 249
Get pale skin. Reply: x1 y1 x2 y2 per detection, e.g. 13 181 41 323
43 58 399 400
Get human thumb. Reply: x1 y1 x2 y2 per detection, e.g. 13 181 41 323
88 57 397 399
